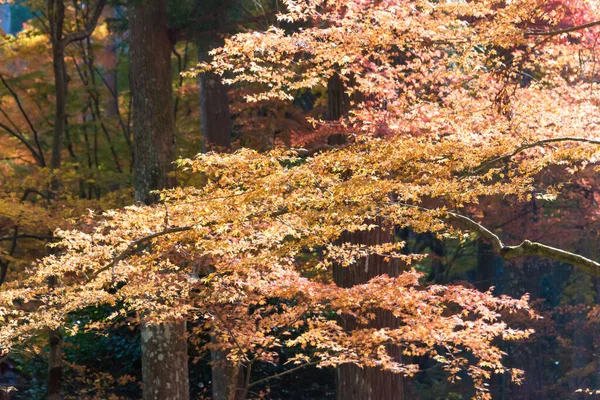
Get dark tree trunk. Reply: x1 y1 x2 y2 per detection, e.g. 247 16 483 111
48 0 67 184
326 74 349 146
333 220 405 400
210 333 245 400
196 7 238 397
102 6 119 118
198 38 231 151
130 2 189 399
327 73 350 122
47 328 62 400
327 74 405 400
47 4 67 394
130 0 175 204
46 2 107 397
475 241 495 292
50 45 67 172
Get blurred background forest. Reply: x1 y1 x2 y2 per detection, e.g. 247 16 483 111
0 1 600 399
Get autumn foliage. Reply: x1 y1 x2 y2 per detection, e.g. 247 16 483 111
1 0 600 399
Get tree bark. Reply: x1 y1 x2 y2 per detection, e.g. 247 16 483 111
130 2 189 399
130 0 175 204
140 320 189 400
47 328 62 400
327 74 405 400
48 0 67 182
210 333 245 400
198 37 231 151
333 220 405 400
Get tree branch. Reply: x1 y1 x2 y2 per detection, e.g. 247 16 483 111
0 120 44 166
92 226 193 278
62 0 107 46
526 20 600 37
0 73 46 166
0 234 53 243
446 211 600 276
248 361 320 388
91 207 290 279
471 137 600 176
393 202 600 275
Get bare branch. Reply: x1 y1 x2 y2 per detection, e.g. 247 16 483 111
0 120 44 166
62 0 108 46
0 73 46 166
394 202 600 276
248 361 320 388
471 137 600 176
446 211 600 276
526 20 600 37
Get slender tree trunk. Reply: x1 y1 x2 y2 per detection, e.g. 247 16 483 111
130 2 189 399
198 38 231 151
48 0 67 182
47 3 67 396
50 49 67 173
102 6 119 118
47 328 62 400
328 74 405 400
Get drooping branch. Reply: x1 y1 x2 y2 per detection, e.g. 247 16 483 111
447 211 600 276
526 20 600 37
393 201 600 276
91 226 194 278
471 137 600 175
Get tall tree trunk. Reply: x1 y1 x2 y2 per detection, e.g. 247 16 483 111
47 2 67 397
50 49 67 174
48 0 67 180
333 219 405 400
130 0 175 204
101 6 119 118
46 3 107 397
196 7 237 397
198 38 231 151
327 74 405 400
130 2 188 399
